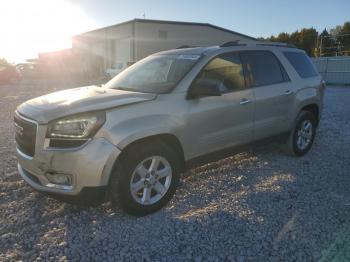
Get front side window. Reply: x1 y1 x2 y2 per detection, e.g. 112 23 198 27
240 51 285 87
194 53 245 93
105 54 200 94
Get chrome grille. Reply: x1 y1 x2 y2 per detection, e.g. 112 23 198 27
14 113 37 157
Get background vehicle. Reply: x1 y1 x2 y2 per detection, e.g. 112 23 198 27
15 41 325 215
15 62 37 79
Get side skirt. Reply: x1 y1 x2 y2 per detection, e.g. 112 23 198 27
184 132 290 171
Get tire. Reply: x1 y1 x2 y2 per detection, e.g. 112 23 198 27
109 140 181 216
283 110 317 156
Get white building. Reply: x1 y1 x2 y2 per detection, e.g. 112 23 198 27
72 19 256 76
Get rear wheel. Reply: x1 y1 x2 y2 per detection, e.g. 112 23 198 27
283 111 317 156
109 140 181 216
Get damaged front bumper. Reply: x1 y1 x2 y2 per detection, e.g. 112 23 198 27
17 135 121 196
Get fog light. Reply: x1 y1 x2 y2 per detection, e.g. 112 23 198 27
45 172 72 186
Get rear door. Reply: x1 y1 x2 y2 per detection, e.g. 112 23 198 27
186 52 255 158
240 50 294 140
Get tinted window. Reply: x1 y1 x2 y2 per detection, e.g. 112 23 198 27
284 51 318 78
241 51 285 87
105 54 200 94
195 53 245 93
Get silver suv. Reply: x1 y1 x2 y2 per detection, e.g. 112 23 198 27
15 42 325 215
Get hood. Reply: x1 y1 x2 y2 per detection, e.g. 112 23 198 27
17 85 157 123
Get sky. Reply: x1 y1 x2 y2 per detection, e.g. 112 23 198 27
0 0 349 63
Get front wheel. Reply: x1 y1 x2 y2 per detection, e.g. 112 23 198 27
109 141 181 216
283 111 317 156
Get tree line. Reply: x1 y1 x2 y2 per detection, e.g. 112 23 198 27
259 21 350 57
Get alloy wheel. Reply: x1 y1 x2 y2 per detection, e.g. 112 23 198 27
296 119 313 150
129 156 172 205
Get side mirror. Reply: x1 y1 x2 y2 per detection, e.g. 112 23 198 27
187 79 221 99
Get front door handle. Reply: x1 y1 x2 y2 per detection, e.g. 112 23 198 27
285 90 293 96
240 98 252 105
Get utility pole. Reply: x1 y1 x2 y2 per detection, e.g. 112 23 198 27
336 41 341 56
319 36 323 57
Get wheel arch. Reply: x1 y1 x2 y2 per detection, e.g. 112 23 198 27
109 133 186 184
300 103 319 125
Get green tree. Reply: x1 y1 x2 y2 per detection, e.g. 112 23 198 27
298 28 318 56
263 28 318 56
276 32 290 44
289 31 300 47
260 21 350 57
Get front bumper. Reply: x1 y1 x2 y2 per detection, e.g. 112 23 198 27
17 137 121 196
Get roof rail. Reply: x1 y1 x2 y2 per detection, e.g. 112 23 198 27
220 40 247 47
255 41 296 48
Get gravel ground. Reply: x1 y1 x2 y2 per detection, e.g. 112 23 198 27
1 81 350 261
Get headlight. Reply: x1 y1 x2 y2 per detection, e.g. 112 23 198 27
46 112 106 139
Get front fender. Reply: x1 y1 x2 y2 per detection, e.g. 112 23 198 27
99 114 186 150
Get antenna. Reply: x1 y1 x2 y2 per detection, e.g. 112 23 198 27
142 11 146 19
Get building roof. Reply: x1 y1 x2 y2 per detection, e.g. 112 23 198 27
76 18 256 40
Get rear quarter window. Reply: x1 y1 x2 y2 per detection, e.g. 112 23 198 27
284 51 318 78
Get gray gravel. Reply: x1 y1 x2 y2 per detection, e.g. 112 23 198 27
1 80 350 261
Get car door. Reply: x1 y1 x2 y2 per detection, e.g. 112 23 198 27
240 50 294 140
185 52 255 159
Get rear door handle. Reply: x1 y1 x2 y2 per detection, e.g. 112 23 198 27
240 98 252 105
285 90 293 96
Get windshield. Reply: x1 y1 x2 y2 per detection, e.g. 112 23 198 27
104 54 201 94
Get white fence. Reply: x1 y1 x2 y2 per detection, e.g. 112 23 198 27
312 56 350 85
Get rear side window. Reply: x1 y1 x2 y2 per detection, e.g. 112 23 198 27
240 51 286 87
284 52 318 78
196 52 245 93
